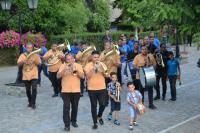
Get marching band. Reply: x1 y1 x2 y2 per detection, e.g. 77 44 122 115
17 33 181 131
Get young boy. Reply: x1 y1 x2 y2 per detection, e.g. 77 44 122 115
107 72 123 125
167 51 181 101
127 82 142 130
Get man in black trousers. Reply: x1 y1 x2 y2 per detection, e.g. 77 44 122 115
154 43 170 100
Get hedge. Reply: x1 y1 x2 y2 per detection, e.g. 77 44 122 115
47 30 163 51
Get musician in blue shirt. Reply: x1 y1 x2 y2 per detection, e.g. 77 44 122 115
128 34 138 51
119 39 128 83
70 42 82 56
37 46 52 86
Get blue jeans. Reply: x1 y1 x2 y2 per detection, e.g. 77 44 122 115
168 75 177 99
38 64 51 84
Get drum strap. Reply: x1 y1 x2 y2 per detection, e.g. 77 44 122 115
130 91 139 104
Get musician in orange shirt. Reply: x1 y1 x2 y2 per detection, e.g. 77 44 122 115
57 53 84 131
17 43 41 109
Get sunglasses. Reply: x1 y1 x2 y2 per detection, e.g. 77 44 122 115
121 36 124 37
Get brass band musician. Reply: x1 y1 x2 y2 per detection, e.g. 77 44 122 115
43 42 65 97
99 44 121 106
17 43 41 109
57 53 84 131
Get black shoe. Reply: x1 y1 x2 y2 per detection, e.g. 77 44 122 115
64 126 70 131
60 93 62 97
154 96 160 100
149 104 157 109
162 97 166 101
80 94 83 97
71 121 78 128
98 118 104 125
92 124 98 129
52 93 58 97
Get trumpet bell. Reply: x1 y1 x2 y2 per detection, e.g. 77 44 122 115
71 70 78 76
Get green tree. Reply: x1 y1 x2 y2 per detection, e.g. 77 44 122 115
87 0 111 32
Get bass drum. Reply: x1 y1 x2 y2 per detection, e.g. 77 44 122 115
139 65 156 88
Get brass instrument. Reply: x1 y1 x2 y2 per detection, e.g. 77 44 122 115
177 74 183 86
115 82 120 102
95 61 109 75
79 44 96 67
156 52 165 67
66 63 78 76
102 45 120 74
44 40 70 66
23 48 43 72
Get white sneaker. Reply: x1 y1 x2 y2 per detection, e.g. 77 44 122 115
129 125 133 130
133 121 138 126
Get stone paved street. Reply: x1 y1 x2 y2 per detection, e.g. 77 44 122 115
0 45 200 133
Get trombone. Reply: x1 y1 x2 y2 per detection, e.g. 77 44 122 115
115 82 120 102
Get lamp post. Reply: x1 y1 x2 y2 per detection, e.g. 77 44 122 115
0 0 39 83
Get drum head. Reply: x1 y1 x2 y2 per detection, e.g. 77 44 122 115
139 67 146 88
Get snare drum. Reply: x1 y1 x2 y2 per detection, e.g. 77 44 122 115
135 103 146 116
139 65 156 88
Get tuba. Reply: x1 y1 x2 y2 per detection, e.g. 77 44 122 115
115 82 120 102
23 48 43 72
44 40 70 66
102 45 120 74
156 52 165 67
95 61 109 75
177 74 183 86
79 44 96 67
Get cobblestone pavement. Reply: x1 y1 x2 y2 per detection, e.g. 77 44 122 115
0 44 200 133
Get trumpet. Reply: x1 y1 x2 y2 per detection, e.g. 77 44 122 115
66 63 78 76
115 82 120 102
95 61 109 75
156 52 165 67
177 74 183 86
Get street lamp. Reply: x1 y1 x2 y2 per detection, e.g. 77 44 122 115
0 0 39 84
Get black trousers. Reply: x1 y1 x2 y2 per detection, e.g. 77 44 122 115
24 79 38 104
135 79 154 105
88 89 106 124
80 78 85 94
117 67 122 84
155 72 167 98
62 93 80 127
105 77 111 105
168 75 177 99
49 71 62 94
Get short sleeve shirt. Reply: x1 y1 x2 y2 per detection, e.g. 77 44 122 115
17 53 41 81
99 51 121 76
132 54 156 79
84 62 107 90
43 50 63 72
58 63 84 93
76 50 92 68
107 81 118 98
167 59 179 75
105 34 111 42
127 90 142 104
